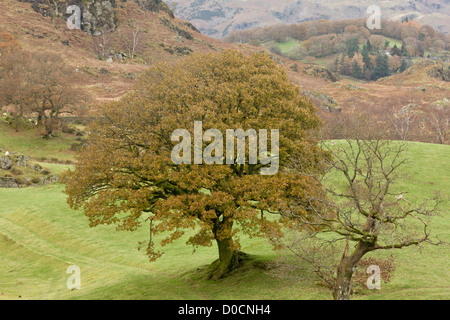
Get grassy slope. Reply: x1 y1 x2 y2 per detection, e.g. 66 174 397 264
0 141 448 300
0 123 79 162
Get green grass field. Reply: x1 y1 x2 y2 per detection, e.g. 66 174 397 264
262 39 302 55
275 40 302 54
0 122 79 162
384 37 403 49
0 141 448 300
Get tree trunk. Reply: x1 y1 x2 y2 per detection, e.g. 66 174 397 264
206 217 245 280
333 241 368 300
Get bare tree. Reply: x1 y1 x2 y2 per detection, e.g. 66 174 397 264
388 106 417 141
24 53 89 138
426 106 449 144
119 20 142 59
93 27 112 59
0 50 31 118
0 49 89 138
273 117 444 300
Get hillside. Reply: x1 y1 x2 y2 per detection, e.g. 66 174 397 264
1 0 449 144
166 0 450 38
0 0 234 103
0 141 449 299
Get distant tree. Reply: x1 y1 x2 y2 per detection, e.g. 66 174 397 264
431 39 445 53
388 107 417 140
344 25 358 35
391 44 401 56
399 58 408 72
363 68 372 81
346 37 359 58
62 50 326 280
0 50 29 117
0 50 89 138
361 46 371 71
119 19 143 59
333 55 341 73
351 59 363 79
400 42 408 57
340 55 353 76
404 37 419 56
372 53 390 80
416 40 425 57
424 36 432 50
388 55 402 73
366 39 373 52
0 33 22 116
368 35 385 51
419 25 436 40
425 105 450 144
93 27 112 59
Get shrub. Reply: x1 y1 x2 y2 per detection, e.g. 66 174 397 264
10 167 23 176
31 177 41 184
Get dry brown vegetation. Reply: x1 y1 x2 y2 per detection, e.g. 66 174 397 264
0 0 448 144
0 0 235 104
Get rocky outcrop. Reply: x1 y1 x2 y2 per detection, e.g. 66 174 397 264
302 90 341 113
0 151 58 188
19 0 117 35
430 98 450 110
427 66 450 82
135 0 174 17
0 156 13 170
303 65 340 82
0 177 19 188
18 0 174 36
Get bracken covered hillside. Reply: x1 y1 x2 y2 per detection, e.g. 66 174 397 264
0 0 234 102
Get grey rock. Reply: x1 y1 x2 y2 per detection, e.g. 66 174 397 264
16 154 29 167
37 174 59 186
0 177 19 188
0 156 13 170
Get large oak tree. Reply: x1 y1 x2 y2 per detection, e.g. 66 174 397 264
62 50 325 279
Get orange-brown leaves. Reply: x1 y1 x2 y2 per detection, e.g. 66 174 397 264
63 50 326 261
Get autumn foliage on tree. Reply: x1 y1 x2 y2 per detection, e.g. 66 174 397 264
62 50 326 279
0 49 89 137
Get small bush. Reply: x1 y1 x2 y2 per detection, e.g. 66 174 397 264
31 177 41 184
10 168 23 176
14 177 26 185
61 123 76 134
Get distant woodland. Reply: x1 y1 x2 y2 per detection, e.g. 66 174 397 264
226 18 450 80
